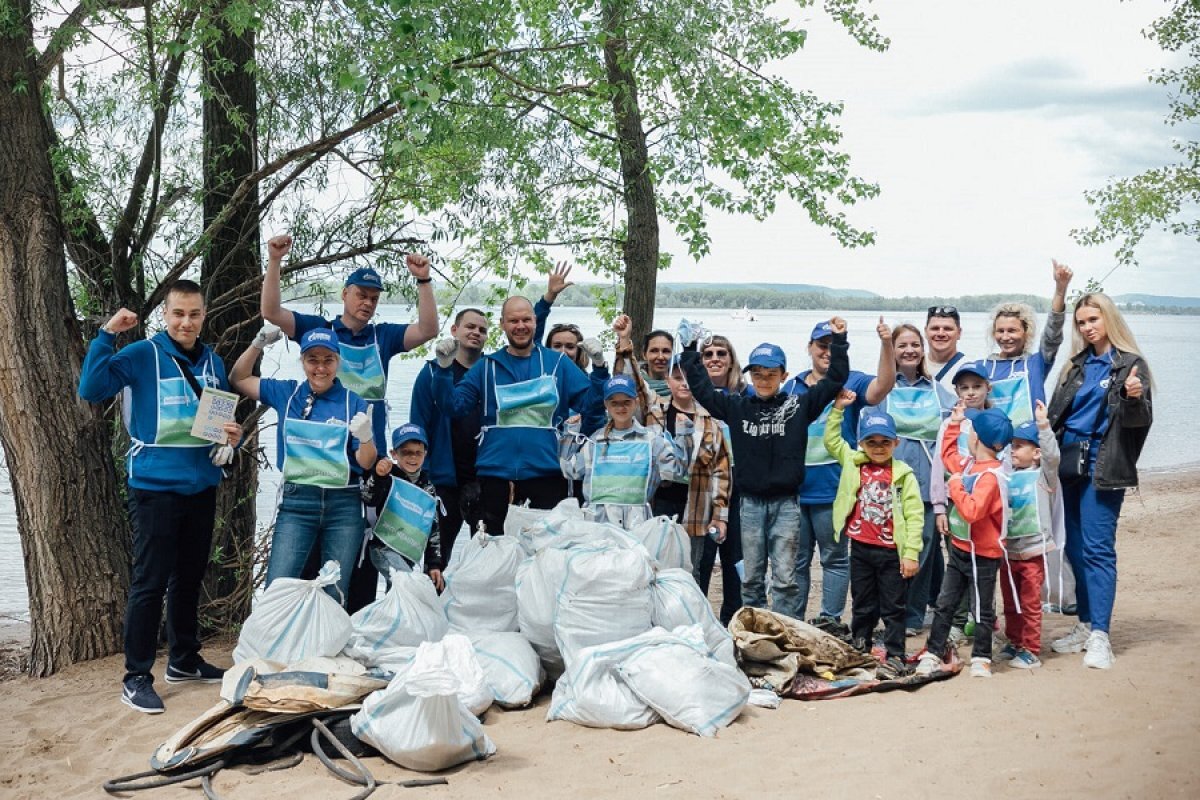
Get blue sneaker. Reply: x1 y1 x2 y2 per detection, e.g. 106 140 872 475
1011 648 1043 669
996 643 1019 662
165 661 225 684
121 675 165 714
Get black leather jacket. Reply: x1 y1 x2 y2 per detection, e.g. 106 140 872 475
1047 347 1152 490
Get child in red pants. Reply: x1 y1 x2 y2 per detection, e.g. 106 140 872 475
998 400 1064 668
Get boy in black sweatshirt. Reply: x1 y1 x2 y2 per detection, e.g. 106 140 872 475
361 423 445 593
681 318 849 619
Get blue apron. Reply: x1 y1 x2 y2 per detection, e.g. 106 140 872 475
373 478 438 563
126 346 214 482
489 351 560 430
1005 469 1045 541
336 327 387 402
887 385 943 443
988 360 1034 427
587 439 654 506
281 387 353 488
805 402 837 466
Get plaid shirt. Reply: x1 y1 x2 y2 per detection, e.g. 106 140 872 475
646 399 732 537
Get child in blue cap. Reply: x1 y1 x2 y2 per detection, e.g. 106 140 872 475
559 374 691 528
996 400 1065 669
361 423 444 592
823 390 924 679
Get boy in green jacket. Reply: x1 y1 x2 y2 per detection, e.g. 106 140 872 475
824 389 924 680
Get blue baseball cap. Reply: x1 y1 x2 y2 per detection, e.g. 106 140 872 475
603 375 639 400
391 423 428 449
809 321 834 342
965 407 1014 451
344 267 384 290
743 343 787 372
858 411 898 442
1012 420 1040 444
952 360 989 384
299 328 341 355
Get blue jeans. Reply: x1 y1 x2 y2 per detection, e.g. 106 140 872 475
1063 477 1124 633
796 502 851 619
268 483 365 604
739 494 802 620
905 502 941 629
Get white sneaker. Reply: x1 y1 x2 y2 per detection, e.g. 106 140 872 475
1051 622 1091 654
1082 631 1114 669
970 657 993 678
914 652 942 677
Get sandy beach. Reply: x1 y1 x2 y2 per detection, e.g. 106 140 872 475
2 469 1198 799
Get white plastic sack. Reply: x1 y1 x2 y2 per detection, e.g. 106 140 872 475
616 625 751 737
554 544 654 668
343 570 448 666
442 532 525 632
516 548 572 678
233 561 353 664
650 568 737 668
468 631 545 709
629 516 692 571
512 500 599 555
547 631 662 730
351 644 496 772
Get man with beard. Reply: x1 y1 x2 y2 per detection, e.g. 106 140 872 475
431 296 607 534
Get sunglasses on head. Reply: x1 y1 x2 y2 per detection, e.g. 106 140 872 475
927 305 960 321
548 324 581 335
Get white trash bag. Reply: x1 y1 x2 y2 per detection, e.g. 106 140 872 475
343 570 448 666
442 532 525 632
650 568 737 668
547 631 662 730
507 498 590 553
233 561 352 664
629 516 692 571
554 544 654 668
351 643 496 772
468 631 545 709
516 548 572 678
616 624 751 737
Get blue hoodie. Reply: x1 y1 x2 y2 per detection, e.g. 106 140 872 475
78 330 229 495
410 359 466 487
432 345 607 481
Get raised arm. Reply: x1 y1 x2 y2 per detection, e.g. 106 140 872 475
679 350 734 421
823 393 858 465
229 325 282 401
940 406 969 476
800 318 850 418
865 315 897 405
534 261 573 342
403 253 439 350
261 234 298 338
1040 260 1072 367
78 309 141 402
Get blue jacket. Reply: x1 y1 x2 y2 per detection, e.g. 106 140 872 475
433 345 607 481
78 330 229 495
410 360 463 487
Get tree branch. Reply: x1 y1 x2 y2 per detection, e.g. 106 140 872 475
34 0 144 83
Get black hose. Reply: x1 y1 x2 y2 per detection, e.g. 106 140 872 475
102 760 225 793
311 718 377 799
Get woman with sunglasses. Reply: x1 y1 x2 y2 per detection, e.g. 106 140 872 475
701 336 748 396
982 261 1074 425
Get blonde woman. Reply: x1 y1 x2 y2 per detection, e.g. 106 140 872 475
1046 293 1152 670
701 335 748 396
982 261 1074 424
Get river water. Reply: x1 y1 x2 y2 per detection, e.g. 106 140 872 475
0 305 1191 619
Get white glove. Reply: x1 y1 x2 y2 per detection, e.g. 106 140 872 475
349 404 374 441
252 324 284 349
210 444 235 467
435 337 459 369
579 337 606 370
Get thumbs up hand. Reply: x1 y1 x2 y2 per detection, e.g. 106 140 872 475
1124 364 1144 399
876 315 890 342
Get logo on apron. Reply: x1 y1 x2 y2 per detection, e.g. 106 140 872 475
887 385 942 442
587 439 654 506
492 353 560 429
282 389 353 488
373 478 438 563
1005 469 1045 540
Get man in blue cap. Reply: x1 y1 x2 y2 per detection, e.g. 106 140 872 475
259 233 438 452
784 316 896 635
679 321 849 621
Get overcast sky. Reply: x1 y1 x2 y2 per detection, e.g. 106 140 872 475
641 0 1196 298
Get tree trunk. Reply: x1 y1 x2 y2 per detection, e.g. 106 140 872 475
601 0 661 349
200 3 261 632
0 3 131 676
